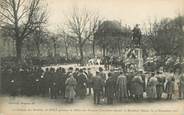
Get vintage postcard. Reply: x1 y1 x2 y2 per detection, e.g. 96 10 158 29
0 0 184 115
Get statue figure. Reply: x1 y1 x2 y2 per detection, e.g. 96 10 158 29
132 24 142 47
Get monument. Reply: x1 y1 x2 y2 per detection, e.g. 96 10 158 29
132 24 144 71
125 24 144 72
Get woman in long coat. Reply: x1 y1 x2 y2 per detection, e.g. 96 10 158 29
132 74 144 101
156 73 165 99
166 76 175 100
116 72 128 102
65 73 77 103
147 73 158 100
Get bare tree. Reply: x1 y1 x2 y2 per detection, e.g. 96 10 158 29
58 30 71 60
65 8 100 64
0 0 47 63
50 35 58 57
31 27 47 57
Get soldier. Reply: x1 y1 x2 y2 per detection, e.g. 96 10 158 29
92 71 103 104
105 72 116 104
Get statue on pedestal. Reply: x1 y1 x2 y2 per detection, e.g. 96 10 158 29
132 24 142 48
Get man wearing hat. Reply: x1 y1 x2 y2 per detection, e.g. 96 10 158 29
105 72 116 104
92 71 103 104
99 67 106 98
76 69 87 99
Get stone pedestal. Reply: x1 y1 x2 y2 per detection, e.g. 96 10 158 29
124 48 144 72
135 48 144 71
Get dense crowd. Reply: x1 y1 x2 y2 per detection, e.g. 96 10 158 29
1 66 184 105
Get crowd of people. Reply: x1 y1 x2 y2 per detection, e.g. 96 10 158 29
1 65 184 105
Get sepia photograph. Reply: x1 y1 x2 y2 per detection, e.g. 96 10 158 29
0 0 184 115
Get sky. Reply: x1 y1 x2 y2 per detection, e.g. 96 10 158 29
45 0 184 32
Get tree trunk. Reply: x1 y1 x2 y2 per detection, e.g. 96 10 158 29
36 44 41 57
16 39 23 63
92 39 95 57
75 46 79 56
102 46 106 58
12 40 16 56
118 44 121 56
79 45 84 65
65 46 69 60
54 43 57 57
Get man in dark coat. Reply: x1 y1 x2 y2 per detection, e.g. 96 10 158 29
155 72 165 100
43 68 50 96
59 68 66 97
55 68 63 96
8 69 17 96
87 68 93 96
92 71 103 104
39 69 47 97
105 72 116 104
104 56 110 70
49 68 57 99
99 67 106 98
126 72 134 99
73 68 79 96
66 67 73 79
76 69 87 99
